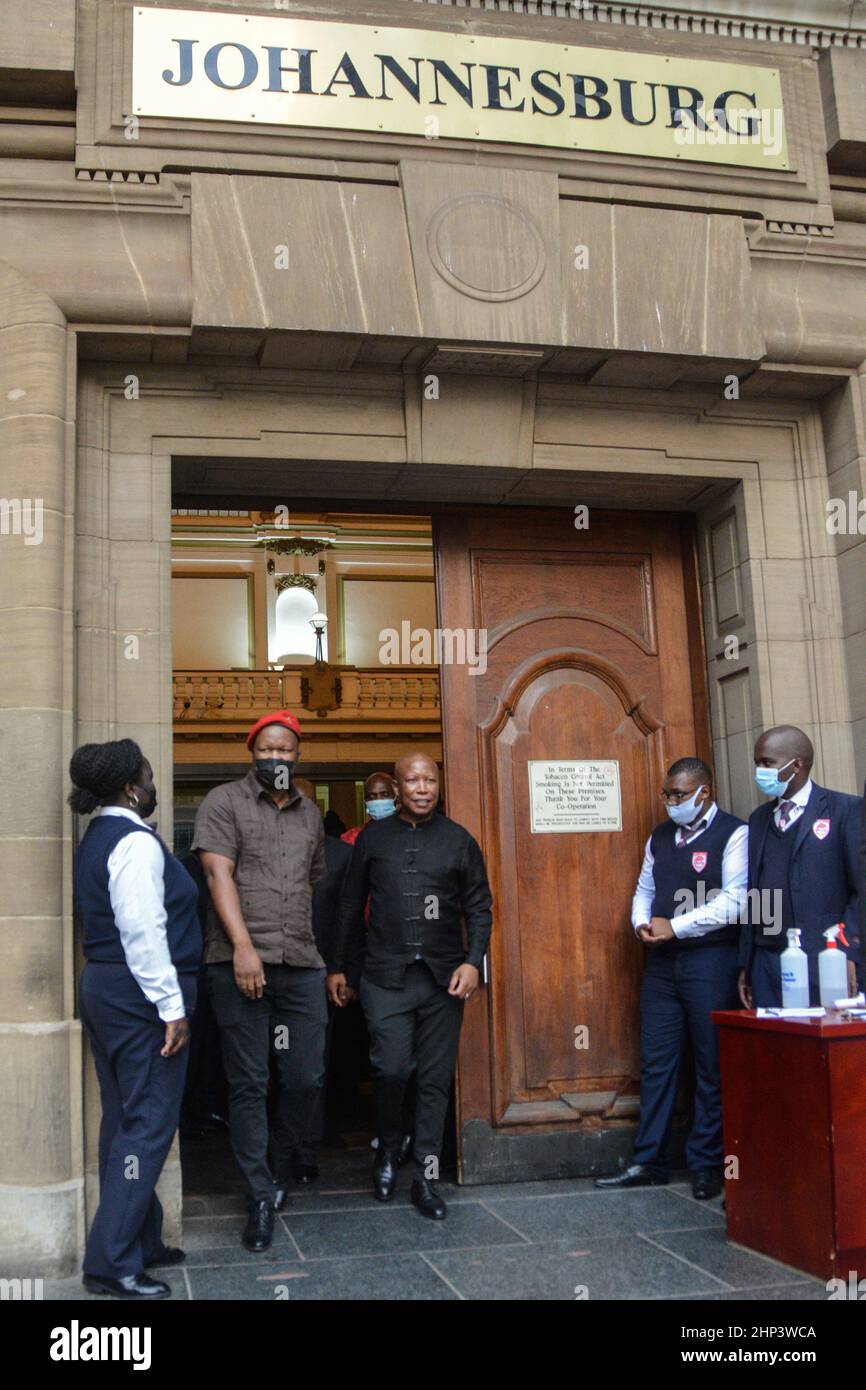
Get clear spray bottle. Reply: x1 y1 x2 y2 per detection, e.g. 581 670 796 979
819 924 849 1009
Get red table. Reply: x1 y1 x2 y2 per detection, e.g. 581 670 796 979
713 1009 866 1282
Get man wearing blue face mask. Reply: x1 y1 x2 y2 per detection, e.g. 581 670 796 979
738 725 861 1009
340 772 417 1164
596 757 747 1201
341 771 399 850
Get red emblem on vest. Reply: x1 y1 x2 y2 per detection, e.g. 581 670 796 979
691 852 708 872
813 819 830 840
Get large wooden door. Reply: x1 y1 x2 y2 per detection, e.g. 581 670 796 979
433 507 709 1182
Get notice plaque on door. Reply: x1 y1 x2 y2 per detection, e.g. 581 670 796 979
528 760 622 833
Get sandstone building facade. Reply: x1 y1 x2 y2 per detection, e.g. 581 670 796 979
1 0 865 1275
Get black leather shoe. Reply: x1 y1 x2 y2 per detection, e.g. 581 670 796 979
145 1246 185 1267
396 1134 413 1168
83 1272 170 1299
411 1176 446 1220
291 1159 319 1185
373 1146 399 1202
594 1164 669 1189
693 1169 723 1200
273 1185 288 1213
243 1199 275 1251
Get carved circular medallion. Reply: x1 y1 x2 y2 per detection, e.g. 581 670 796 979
426 194 546 302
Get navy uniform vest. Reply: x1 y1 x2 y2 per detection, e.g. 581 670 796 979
752 818 797 950
649 808 744 949
74 814 202 972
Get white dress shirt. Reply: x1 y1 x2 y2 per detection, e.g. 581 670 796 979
100 807 186 1022
631 801 749 940
773 777 813 830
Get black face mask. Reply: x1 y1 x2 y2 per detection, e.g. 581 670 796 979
255 758 294 791
133 786 158 820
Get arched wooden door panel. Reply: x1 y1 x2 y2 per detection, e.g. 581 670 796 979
433 508 709 1182
483 657 663 1124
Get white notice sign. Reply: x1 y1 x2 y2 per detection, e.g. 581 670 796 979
528 760 622 834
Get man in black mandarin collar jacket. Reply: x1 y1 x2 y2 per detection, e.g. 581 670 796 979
326 752 492 1220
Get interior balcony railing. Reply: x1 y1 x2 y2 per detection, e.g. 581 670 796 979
173 666 441 730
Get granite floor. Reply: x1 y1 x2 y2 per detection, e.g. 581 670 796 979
42 1137 828 1301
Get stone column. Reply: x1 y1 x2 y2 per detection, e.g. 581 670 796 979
821 368 866 784
75 378 183 1249
0 262 82 1276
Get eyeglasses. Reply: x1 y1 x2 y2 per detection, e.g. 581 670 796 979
660 788 706 804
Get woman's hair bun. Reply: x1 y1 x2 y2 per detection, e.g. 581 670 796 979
68 739 145 815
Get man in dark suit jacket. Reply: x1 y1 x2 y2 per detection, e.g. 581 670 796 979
738 725 861 1008
286 780 355 1186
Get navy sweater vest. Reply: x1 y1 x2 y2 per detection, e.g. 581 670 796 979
74 815 202 972
753 819 796 950
649 809 743 949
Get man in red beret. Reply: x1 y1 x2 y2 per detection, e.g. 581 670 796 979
192 711 328 1252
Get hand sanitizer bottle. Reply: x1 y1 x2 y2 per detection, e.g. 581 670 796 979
781 929 809 1009
819 924 849 1009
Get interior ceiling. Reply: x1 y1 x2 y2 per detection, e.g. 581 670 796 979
170 508 433 545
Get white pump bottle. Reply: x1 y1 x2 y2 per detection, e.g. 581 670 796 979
780 929 809 1009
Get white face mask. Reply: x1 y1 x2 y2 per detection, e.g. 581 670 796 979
665 786 707 827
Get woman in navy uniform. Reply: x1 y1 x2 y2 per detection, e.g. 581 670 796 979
70 739 202 1299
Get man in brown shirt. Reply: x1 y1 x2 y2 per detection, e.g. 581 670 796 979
192 710 327 1252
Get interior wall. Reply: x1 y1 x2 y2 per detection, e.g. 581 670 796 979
342 576 438 666
172 575 252 669
327 781 363 830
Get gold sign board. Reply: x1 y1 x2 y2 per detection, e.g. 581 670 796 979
131 7 788 169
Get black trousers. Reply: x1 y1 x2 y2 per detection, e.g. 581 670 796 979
303 999 338 1151
207 962 327 1202
633 942 740 1175
79 962 196 1279
360 960 463 1177
181 964 227 1127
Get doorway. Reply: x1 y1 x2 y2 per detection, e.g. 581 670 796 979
170 507 456 1198
170 497 708 1193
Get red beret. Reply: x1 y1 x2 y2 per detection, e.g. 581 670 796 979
246 710 301 750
